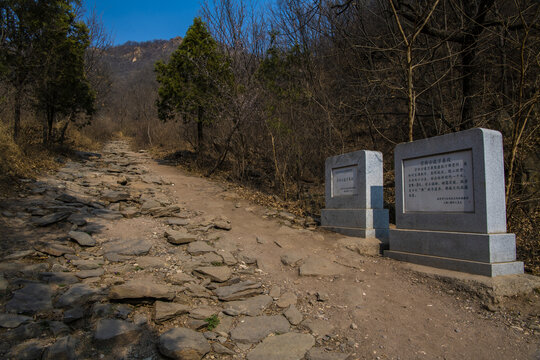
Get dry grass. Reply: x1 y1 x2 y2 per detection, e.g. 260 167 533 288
0 119 104 197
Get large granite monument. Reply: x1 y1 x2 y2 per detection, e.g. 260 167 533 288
385 128 524 277
321 150 389 242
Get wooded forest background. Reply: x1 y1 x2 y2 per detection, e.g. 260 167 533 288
1 0 539 273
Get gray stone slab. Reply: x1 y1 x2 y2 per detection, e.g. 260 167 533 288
56 283 101 308
321 208 389 229
230 315 290 343
393 128 507 233
299 256 345 277
389 229 517 263
324 150 384 209
158 327 211 360
213 280 263 301
103 238 152 256
321 226 388 241
94 319 140 345
6 283 52 314
0 313 33 328
386 128 524 277
385 250 524 277
322 150 389 241
247 332 315 360
223 295 273 316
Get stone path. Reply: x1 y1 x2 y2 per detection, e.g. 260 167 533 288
0 141 537 359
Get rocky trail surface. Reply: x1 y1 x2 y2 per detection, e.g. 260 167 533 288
0 140 538 359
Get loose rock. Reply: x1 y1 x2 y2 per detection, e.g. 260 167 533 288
158 327 211 360
212 343 235 355
7 339 46 360
94 319 140 345
34 242 75 257
284 305 303 325
213 280 263 301
0 313 32 328
165 230 198 245
155 301 190 324
6 283 52 314
56 283 100 308
247 332 315 360
230 315 290 343
109 278 175 301
223 295 273 316
276 291 297 308
68 231 96 247
187 241 215 255
39 272 79 285
302 319 335 338
299 256 345 277
194 266 232 283
103 238 152 256
32 212 71 226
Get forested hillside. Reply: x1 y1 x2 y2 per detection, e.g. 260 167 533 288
2 0 538 273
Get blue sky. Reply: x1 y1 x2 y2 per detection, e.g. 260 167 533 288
82 1 202 45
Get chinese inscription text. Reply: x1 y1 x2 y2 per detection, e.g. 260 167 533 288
403 150 474 212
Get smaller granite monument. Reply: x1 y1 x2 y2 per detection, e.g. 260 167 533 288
321 150 389 242
385 128 523 277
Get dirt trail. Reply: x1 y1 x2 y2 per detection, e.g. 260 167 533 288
0 140 538 360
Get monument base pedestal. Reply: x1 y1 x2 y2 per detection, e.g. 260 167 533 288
321 208 389 242
386 229 524 277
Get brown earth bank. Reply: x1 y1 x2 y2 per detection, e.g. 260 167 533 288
0 140 538 360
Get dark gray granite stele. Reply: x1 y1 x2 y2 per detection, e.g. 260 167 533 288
385 128 523 277
321 150 389 242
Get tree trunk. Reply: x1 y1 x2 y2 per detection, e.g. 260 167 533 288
59 116 71 145
13 88 22 141
197 106 204 154
47 109 55 144
460 40 476 130
406 45 415 142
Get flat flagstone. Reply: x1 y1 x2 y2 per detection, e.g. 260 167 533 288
101 191 130 202
34 242 75 257
75 268 104 279
158 327 211 360
276 291 297 308
7 339 47 360
187 241 215 255
223 295 273 316
136 256 166 269
213 280 263 301
39 272 79 285
72 259 102 270
155 301 190 324
0 274 7 291
194 266 232 282
68 231 96 247
301 319 335 338
299 255 345 277
94 319 140 345
0 313 33 328
103 238 152 256
109 278 175 301
6 283 52 314
32 212 71 226
56 283 101 308
165 230 197 245
167 272 196 285
42 335 78 360
247 332 315 360
283 305 303 325
230 315 290 343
